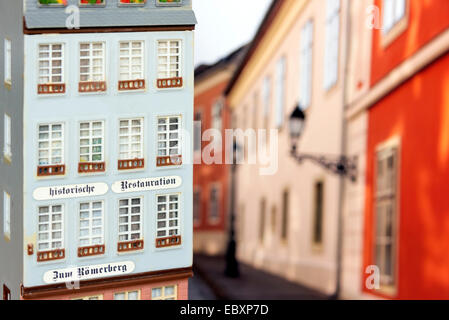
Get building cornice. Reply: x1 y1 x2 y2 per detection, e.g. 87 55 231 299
346 25 449 120
21 267 193 299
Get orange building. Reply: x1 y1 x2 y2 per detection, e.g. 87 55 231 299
361 0 449 299
193 47 245 256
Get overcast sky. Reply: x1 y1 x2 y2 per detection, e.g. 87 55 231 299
192 0 272 67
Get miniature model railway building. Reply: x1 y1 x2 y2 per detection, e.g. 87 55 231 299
0 0 196 300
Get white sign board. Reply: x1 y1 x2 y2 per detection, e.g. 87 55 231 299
33 183 109 201
112 176 182 194
43 261 135 284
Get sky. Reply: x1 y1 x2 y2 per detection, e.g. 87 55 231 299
192 0 273 67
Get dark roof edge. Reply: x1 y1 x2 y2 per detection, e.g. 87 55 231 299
224 0 284 96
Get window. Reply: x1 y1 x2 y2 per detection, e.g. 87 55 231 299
114 290 140 300
383 0 406 34
374 145 399 288
275 57 286 127
252 92 259 129
262 76 271 129
157 40 182 88
212 99 223 132
73 295 103 300
79 121 105 173
4 39 11 85
151 285 177 300
79 0 106 6
38 44 65 94
118 118 144 170
37 205 65 262
312 181 324 246
118 41 145 91
78 201 104 257
209 185 219 223
118 197 143 252
194 111 202 153
3 114 11 159
324 0 340 90
3 285 11 300
37 123 65 176
157 116 182 167
259 198 266 243
281 190 289 241
300 20 313 109
3 192 10 240
79 42 106 92
156 194 181 248
193 188 201 225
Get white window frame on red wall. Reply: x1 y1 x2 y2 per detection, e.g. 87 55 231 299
382 0 406 34
151 285 178 300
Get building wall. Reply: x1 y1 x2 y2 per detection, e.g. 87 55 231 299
30 278 189 300
364 50 449 300
22 31 194 288
193 68 232 256
0 0 24 300
371 0 449 85
228 0 349 295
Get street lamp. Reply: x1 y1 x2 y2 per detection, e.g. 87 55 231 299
224 140 240 278
288 104 358 182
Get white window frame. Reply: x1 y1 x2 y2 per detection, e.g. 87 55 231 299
118 197 143 242
38 123 64 166
383 0 406 34
151 285 177 300
324 0 340 90
157 40 182 79
3 191 11 240
4 39 11 85
193 110 202 154
156 193 181 240
119 41 144 81
119 118 144 161
374 140 400 292
78 201 104 248
79 42 105 82
300 20 313 109
262 76 271 127
79 121 105 163
3 114 11 159
37 204 64 252
113 290 141 300
209 184 220 224
212 99 224 132
38 43 64 85
157 115 181 158
275 57 286 127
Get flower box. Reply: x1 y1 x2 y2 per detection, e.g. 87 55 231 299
156 0 182 6
79 0 106 6
118 0 146 6
38 0 67 6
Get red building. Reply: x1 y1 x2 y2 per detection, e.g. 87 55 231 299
193 47 245 256
362 0 449 299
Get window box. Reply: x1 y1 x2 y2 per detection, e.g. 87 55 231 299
37 249 65 262
38 84 66 95
156 0 182 6
156 235 181 248
78 162 105 173
157 155 182 167
79 0 106 6
37 164 65 177
79 81 107 93
78 244 105 257
118 0 146 6
118 159 145 170
117 239 144 252
38 0 67 7
157 77 183 89
118 80 145 91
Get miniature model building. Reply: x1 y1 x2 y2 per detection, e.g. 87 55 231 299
0 0 196 300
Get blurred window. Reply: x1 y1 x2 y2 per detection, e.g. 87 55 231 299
382 0 406 33
152 285 177 300
259 198 266 243
209 185 220 223
281 190 289 241
193 188 201 225
300 20 313 109
194 111 202 153
212 99 223 132
3 191 10 240
312 181 324 246
324 0 340 90
3 114 11 159
73 295 103 300
275 57 286 127
4 39 11 84
262 76 271 129
113 291 140 300
375 145 398 287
